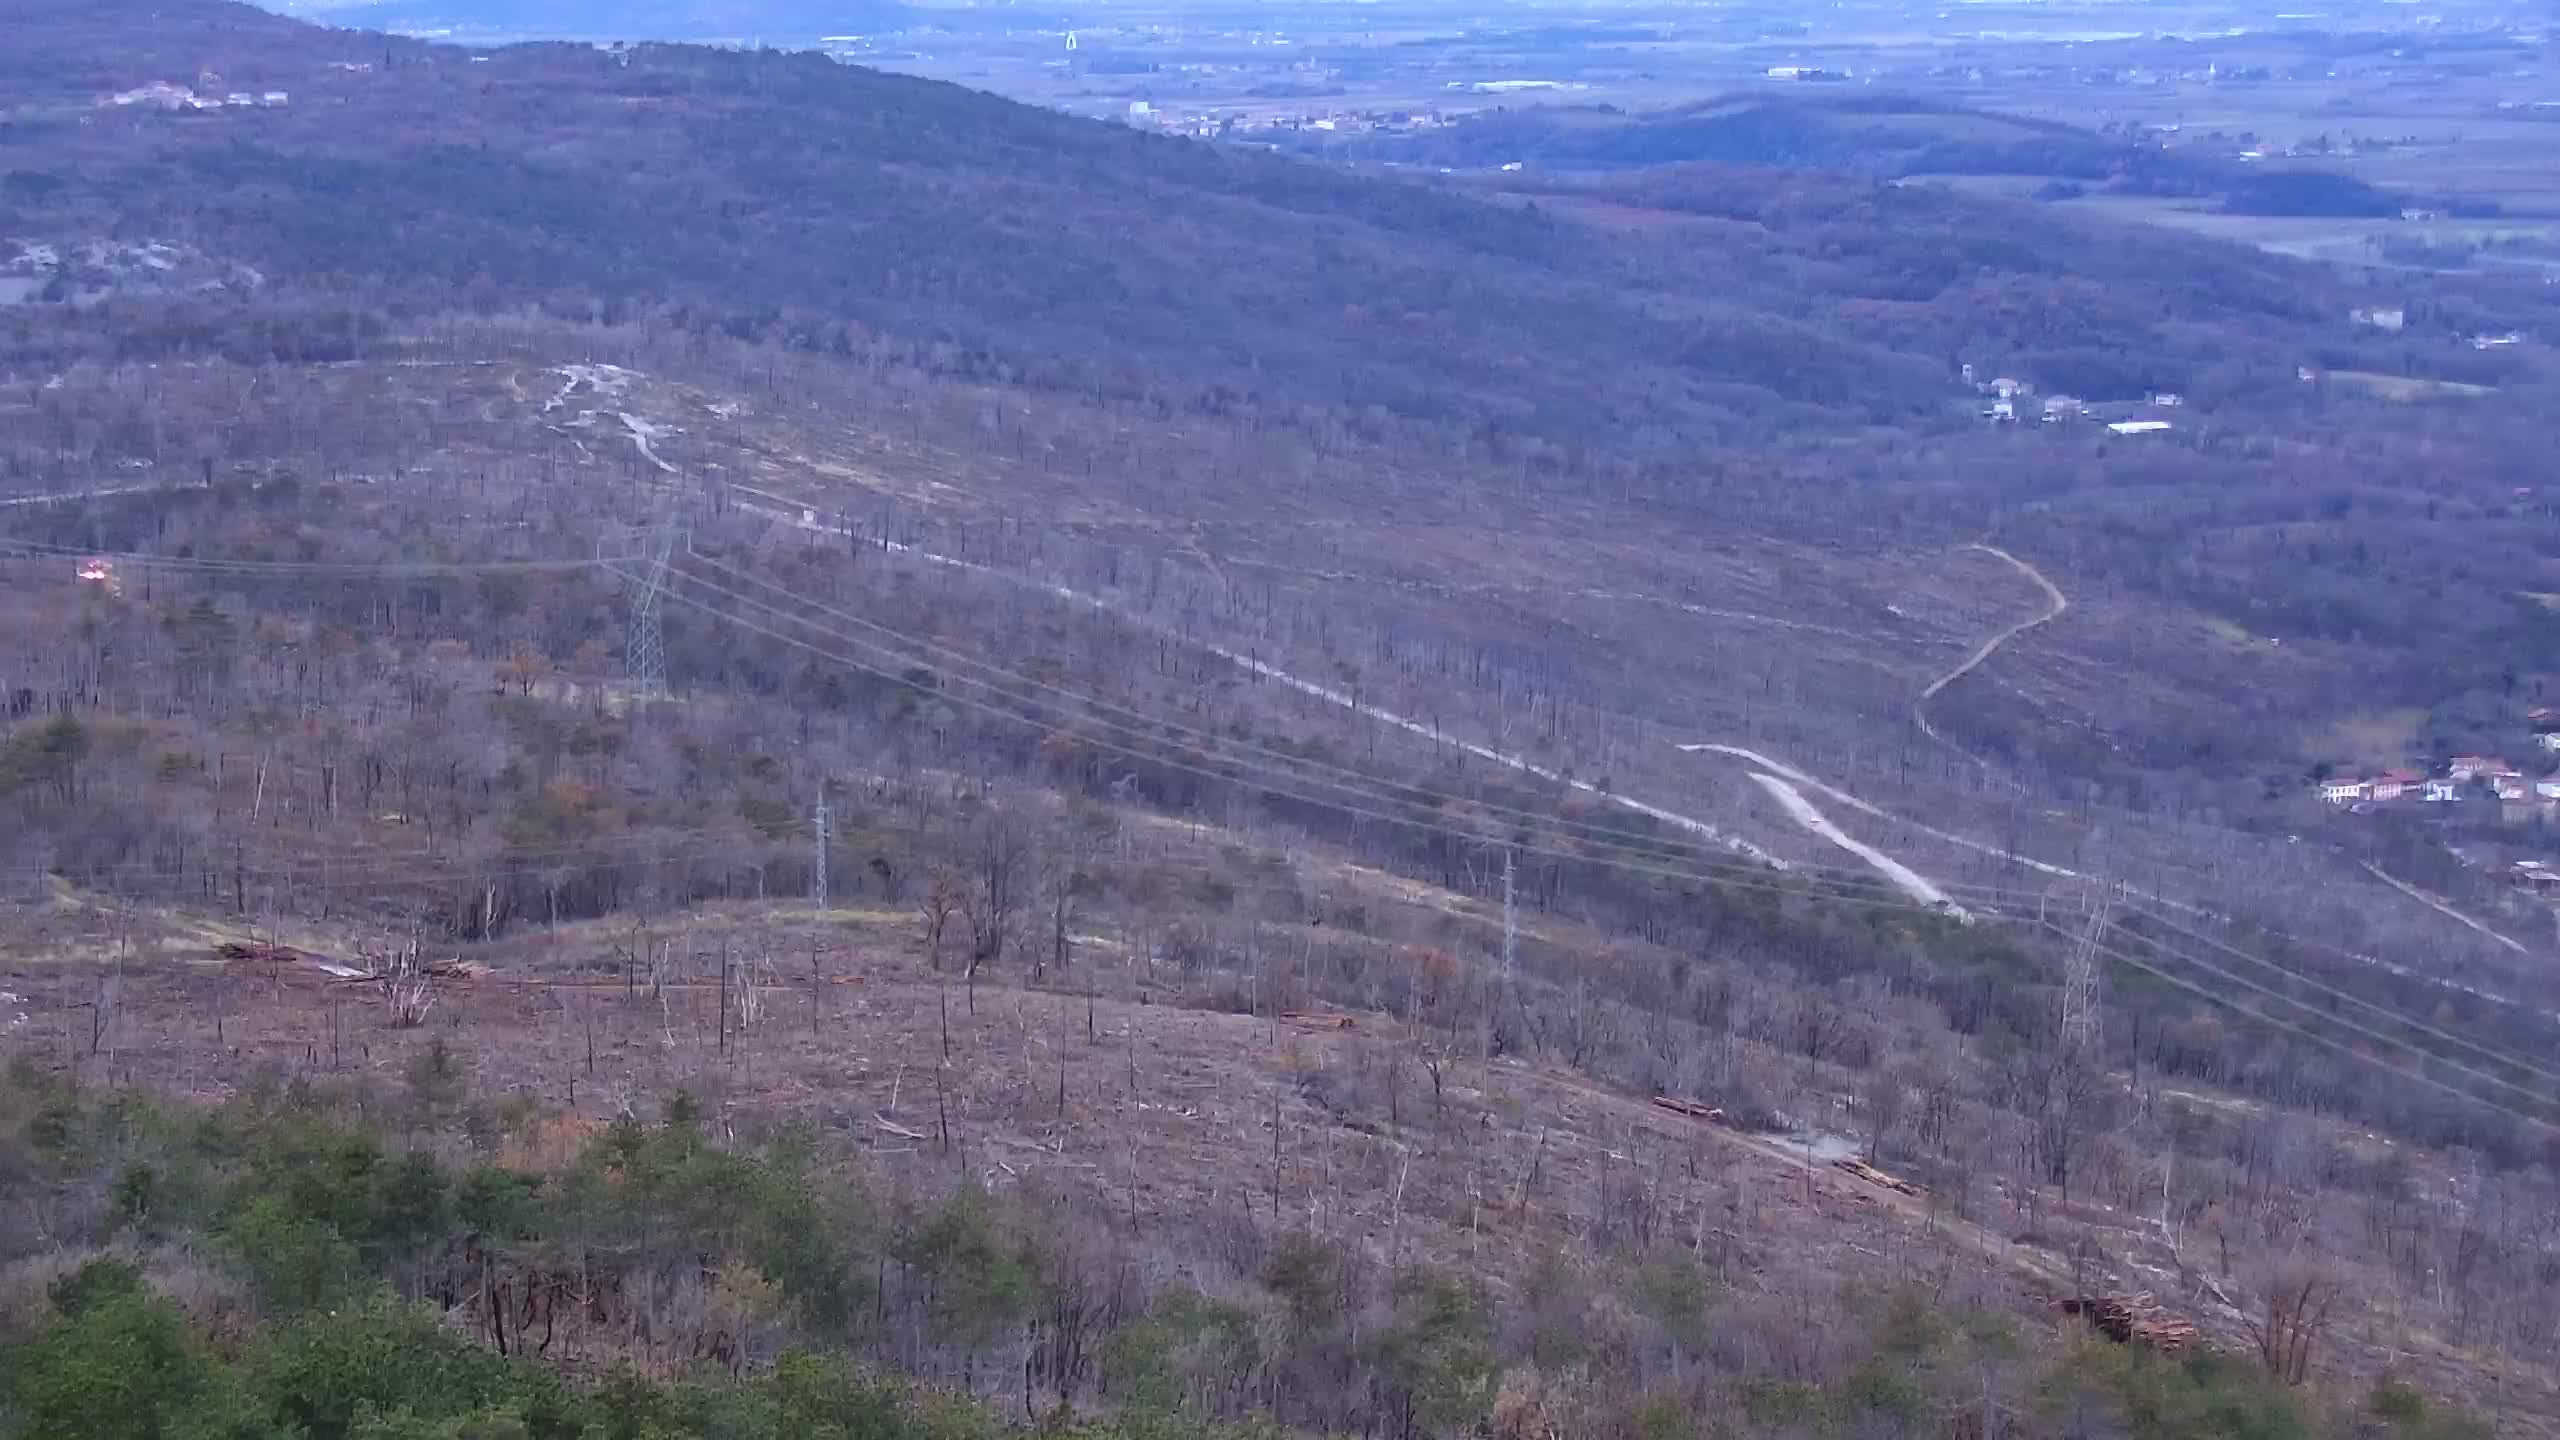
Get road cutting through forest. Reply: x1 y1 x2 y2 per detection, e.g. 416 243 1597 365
2363 862 2531 955
724 481 1786 867
1744 772 1968 916
1914 543 2069 755
717 476 2539 987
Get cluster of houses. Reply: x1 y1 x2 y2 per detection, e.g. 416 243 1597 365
2321 712 2560 815
99 77 289 112
1964 368 2181 433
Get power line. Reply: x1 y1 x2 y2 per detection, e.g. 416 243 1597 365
632 566 2041 921
2121 897 2560 1089
0 538 622 577
684 551 1893 878
2091 920 2560 1119
650 562 2048 915
683 552 2560 1114
666 553 2059 910
2050 921 2557 1135
703 535 2560 1063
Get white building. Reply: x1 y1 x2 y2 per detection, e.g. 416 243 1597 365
105 82 195 109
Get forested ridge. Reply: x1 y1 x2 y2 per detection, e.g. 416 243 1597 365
3 0 2516 446
5 0 2560 1435
1306 93 2430 217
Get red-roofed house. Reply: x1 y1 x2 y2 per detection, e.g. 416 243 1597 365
2449 755 2509 781
2368 768 2426 801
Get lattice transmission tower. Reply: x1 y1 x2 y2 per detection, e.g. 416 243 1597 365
625 526 677 699
2061 897 2110 1051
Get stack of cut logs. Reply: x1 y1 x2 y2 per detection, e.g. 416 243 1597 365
216 940 323 966
1831 1157 1922 1196
215 941 484 982
1650 1095 1725 1122
2059 1293 2197 1352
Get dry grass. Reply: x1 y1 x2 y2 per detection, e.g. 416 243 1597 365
2315 709 2431 771
11 893 2560 1426
3 898 2035 1314
2323 371 2497 402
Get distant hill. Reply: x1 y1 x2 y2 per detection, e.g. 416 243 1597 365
270 0 919 42
1327 94 2113 177
1307 93 2412 218
0 0 2371 444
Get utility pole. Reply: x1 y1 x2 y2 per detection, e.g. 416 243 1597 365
626 527 676 699
1502 846 1517 980
2061 898 2108 1051
812 790 831 911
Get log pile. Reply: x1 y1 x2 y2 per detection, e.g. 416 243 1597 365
1831 1157 1922 1196
216 940 326 966
1650 1096 1726 1122
215 941 487 984
1279 1011 1356 1030
2059 1293 2197 1352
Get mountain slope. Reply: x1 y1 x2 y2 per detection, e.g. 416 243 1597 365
0 0 2372 447
1305 92 2414 217
276 0 919 42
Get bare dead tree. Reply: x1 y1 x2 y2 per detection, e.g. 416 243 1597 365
383 930 435 1029
962 811 1031 998
87 970 122 1056
2245 1259 2343 1386
920 866 960 973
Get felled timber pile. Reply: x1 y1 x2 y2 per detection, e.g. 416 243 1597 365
1831 1157 1921 1196
1279 1011 1356 1030
1651 1095 1726 1122
215 941 489 983
2059 1293 2197 1352
217 940 321 966
217 940 370 977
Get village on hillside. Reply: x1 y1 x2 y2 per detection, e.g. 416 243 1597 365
2318 708 2560 896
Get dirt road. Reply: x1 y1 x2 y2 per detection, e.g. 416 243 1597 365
1915 543 2068 751
2363 862 2532 956
719 482 1786 868
1744 772 1967 916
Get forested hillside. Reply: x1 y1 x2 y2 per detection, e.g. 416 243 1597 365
0 0 2458 446
4 1 2560 1437
1305 93 2424 216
